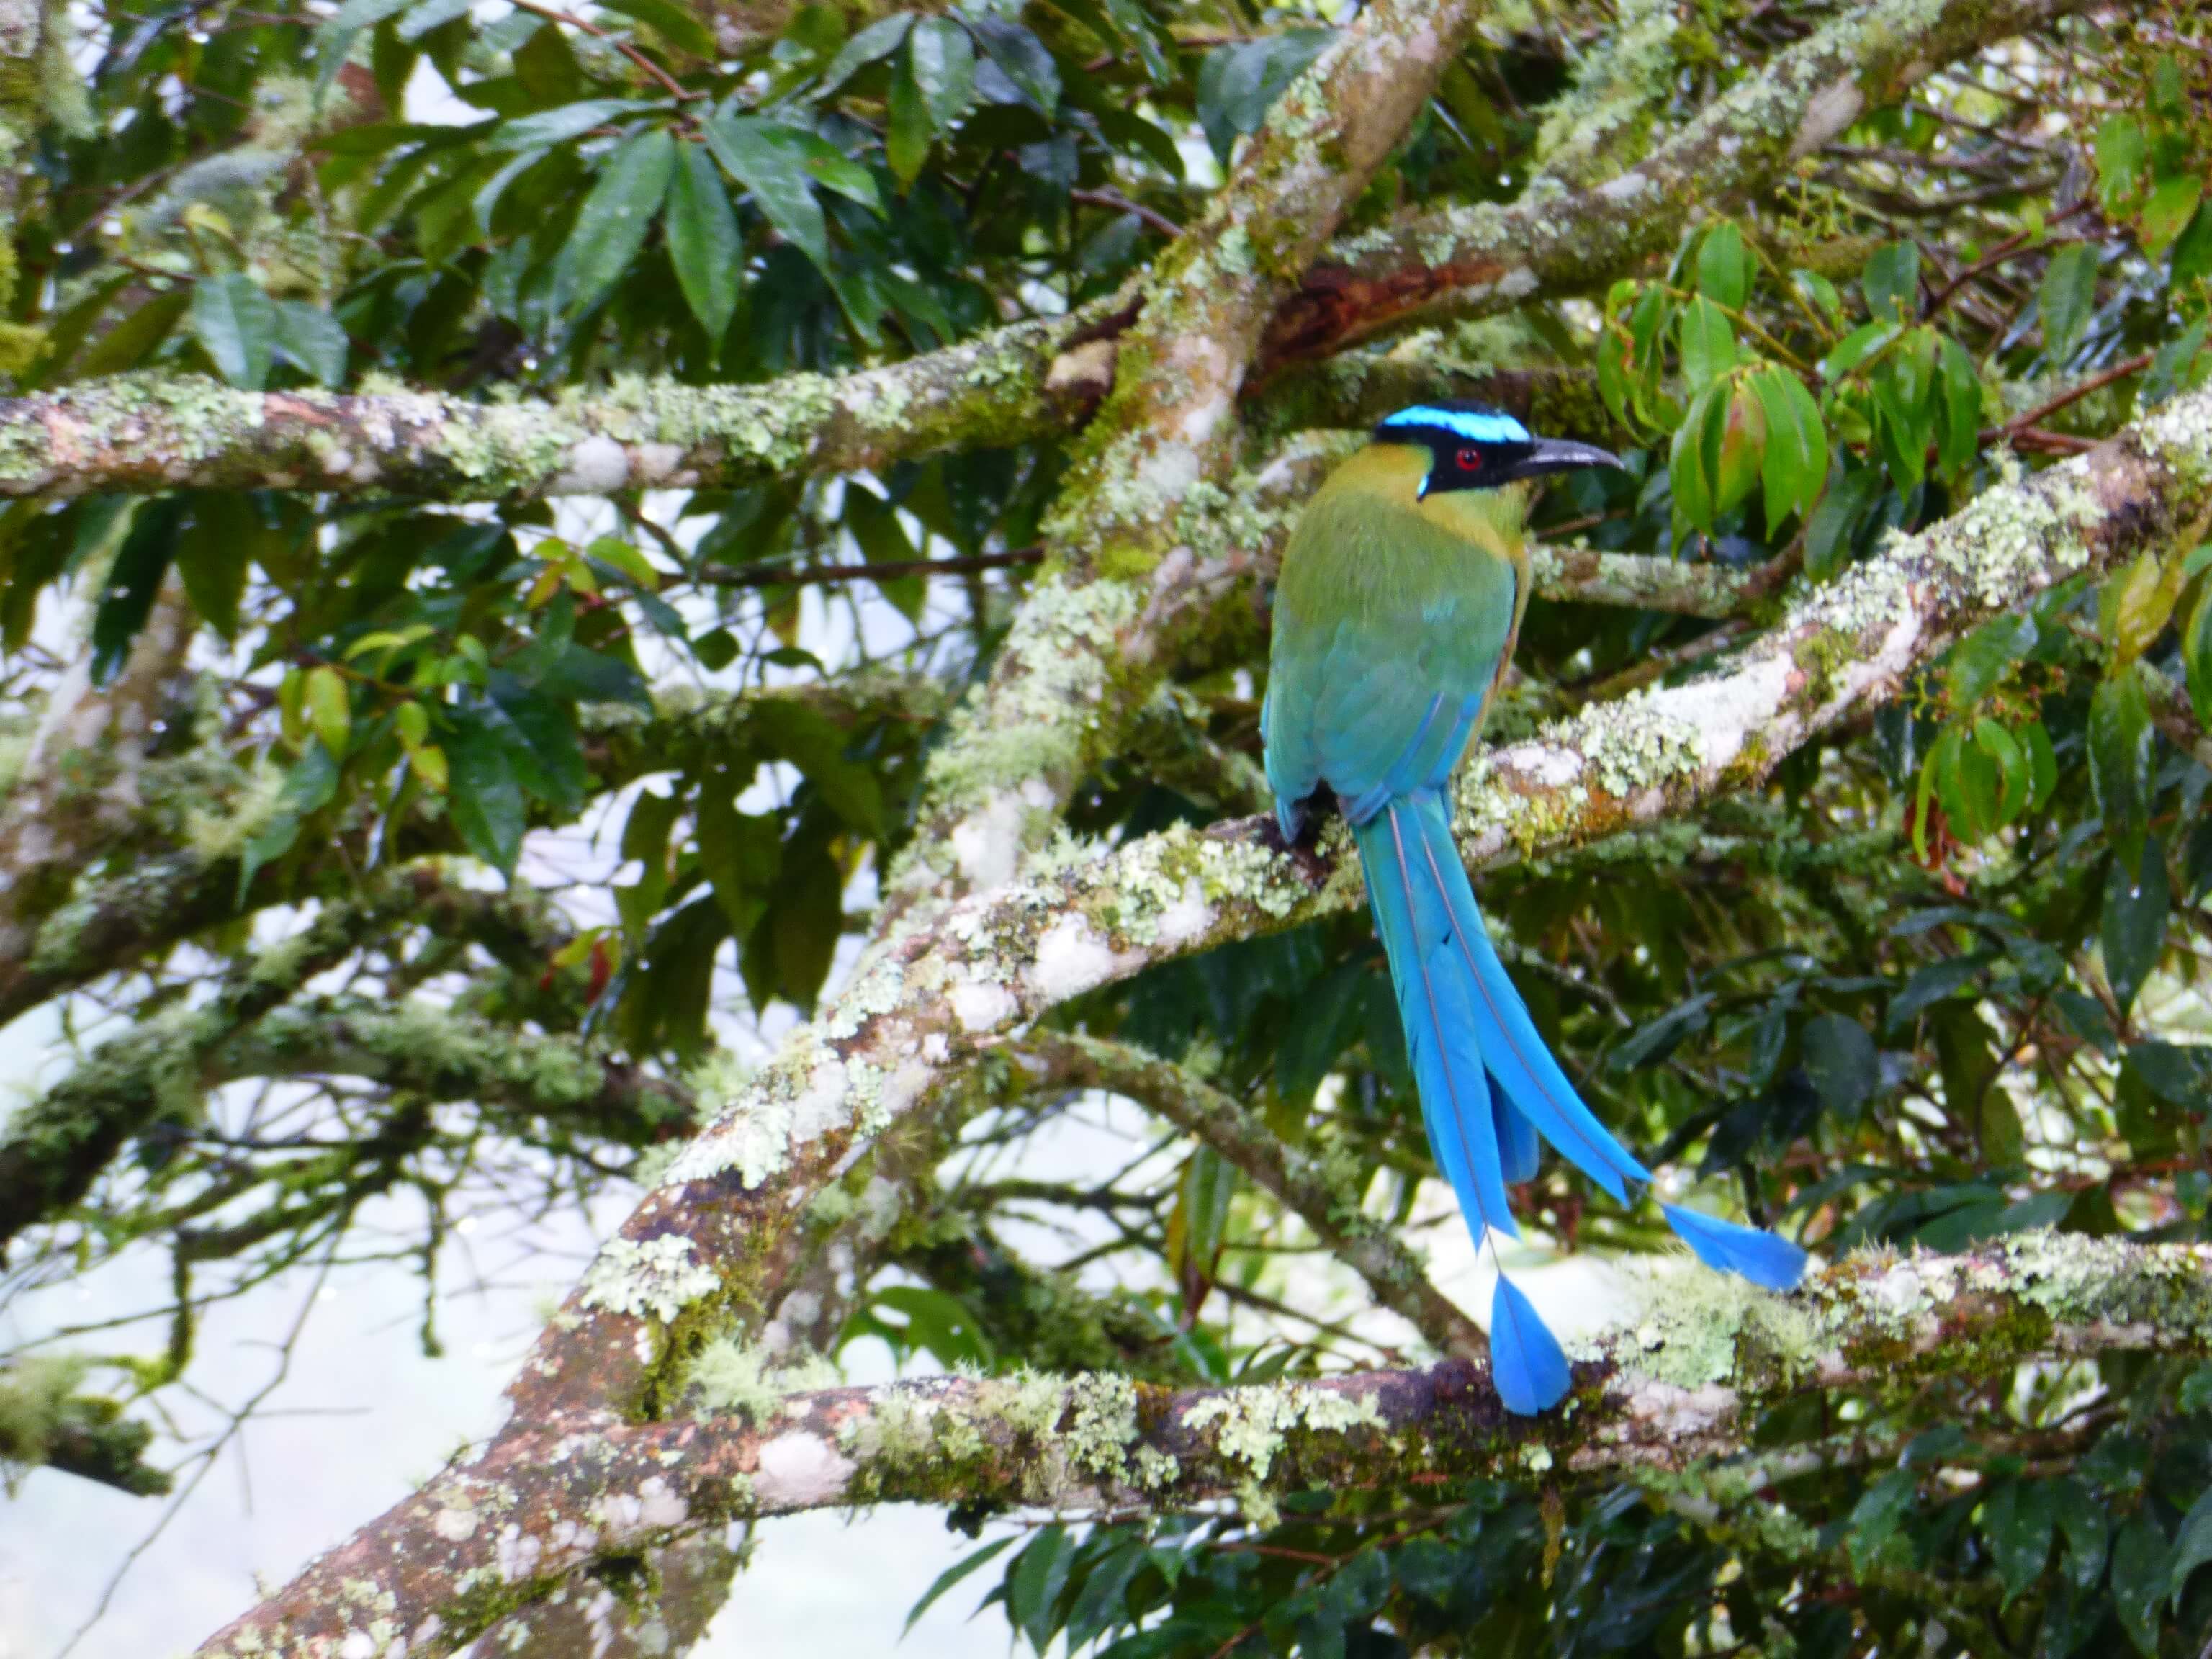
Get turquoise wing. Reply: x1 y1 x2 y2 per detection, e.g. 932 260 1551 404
1265 489 1519 830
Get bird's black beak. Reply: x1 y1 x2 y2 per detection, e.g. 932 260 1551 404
1495 438 1626 484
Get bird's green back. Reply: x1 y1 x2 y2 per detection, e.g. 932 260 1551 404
1264 443 1534 828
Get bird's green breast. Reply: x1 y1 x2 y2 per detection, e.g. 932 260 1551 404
1272 444 1531 660
1263 442 1534 819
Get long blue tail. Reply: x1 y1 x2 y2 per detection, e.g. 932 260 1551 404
1352 790 1808 1413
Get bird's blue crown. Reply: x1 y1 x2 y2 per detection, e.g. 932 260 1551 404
1375 403 1532 445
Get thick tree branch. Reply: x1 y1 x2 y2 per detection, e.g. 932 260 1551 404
196 1234 2212 1659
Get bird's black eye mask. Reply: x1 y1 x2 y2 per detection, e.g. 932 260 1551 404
1372 401 1624 497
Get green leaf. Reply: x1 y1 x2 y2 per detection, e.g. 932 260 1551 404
514 19 585 104
305 665 351 760
271 301 350 387
554 126 675 317
2089 669 2154 868
815 13 912 95
1695 220 1750 310
490 99 657 150
1676 295 1735 391
1064 1539 1146 1653
1804 465 1884 580
1170 1146 1236 1277
694 783 780 938
2054 1478 2110 1593
1195 30 1329 164
1712 377 1765 518
2172 1482 2212 1606
1791 268 1843 329
238 741 341 898
321 0 413 38
750 699 884 833
706 109 830 271
1947 613 2036 706
1935 333 1982 473
1976 719 2029 824
191 273 278 390
90 500 182 685
486 673 588 817
1800 1012 1878 1120
2101 549 2185 665
2096 113 2147 211
665 140 742 338
886 53 931 185
1862 239 1920 324
2145 174 2205 255
1668 381 1722 534
903 1537 1017 1638
908 17 976 131
1821 320 1897 382
2103 833 2170 1015
871 1284 994 1368
970 17 1061 116
1982 1479 2054 1606
2173 201 2212 287
2114 1512 2170 1653
2038 242 2099 361
595 0 714 58
1846 1469 1919 1577
443 710 529 876
1008 1525 1077 1653
2185 587 2212 725
1752 366 1825 526
177 507 248 641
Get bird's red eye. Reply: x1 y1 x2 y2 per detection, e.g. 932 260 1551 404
1457 446 1483 470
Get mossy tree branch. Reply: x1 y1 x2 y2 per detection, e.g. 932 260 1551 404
194 1234 2212 1659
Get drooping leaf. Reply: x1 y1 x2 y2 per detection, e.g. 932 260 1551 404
443 707 531 876
908 17 976 132
1862 239 1921 324
2088 668 2154 868
2038 242 2099 361
191 273 279 390
665 140 743 338
271 302 351 386
2103 833 2170 1015
706 109 830 272
553 126 675 317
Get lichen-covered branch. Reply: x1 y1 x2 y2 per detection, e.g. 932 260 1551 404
1256 0 2090 366
1530 541 1781 618
1015 1031 1487 1357
195 1234 2212 1659
0 302 1114 500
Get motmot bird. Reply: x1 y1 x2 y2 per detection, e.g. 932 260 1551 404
1261 402 1807 1415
